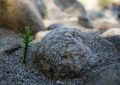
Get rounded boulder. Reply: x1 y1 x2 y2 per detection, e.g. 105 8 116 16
35 26 99 79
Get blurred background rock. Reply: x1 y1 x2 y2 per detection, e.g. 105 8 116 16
39 0 120 29
0 0 120 32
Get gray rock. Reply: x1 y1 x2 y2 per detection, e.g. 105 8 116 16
53 84 64 85
101 28 120 50
47 23 63 30
35 26 99 79
54 0 93 28
78 17 93 28
87 11 104 20
54 0 86 18
83 64 120 85
0 0 45 35
36 0 47 19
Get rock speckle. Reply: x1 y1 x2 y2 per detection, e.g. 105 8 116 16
35 27 99 79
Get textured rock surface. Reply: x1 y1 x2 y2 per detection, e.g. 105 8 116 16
83 64 120 85
101 28 120 50
35 27 99 79
0 0 45 35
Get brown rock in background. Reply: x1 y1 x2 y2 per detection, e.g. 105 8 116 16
0 0 45 35
95 21 119 31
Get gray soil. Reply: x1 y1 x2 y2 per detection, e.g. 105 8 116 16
0 28 83 85
0 24 120 85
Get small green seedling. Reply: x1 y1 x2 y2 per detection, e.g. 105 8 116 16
22 26 33 64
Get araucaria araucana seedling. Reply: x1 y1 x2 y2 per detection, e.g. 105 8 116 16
22 26 33 64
